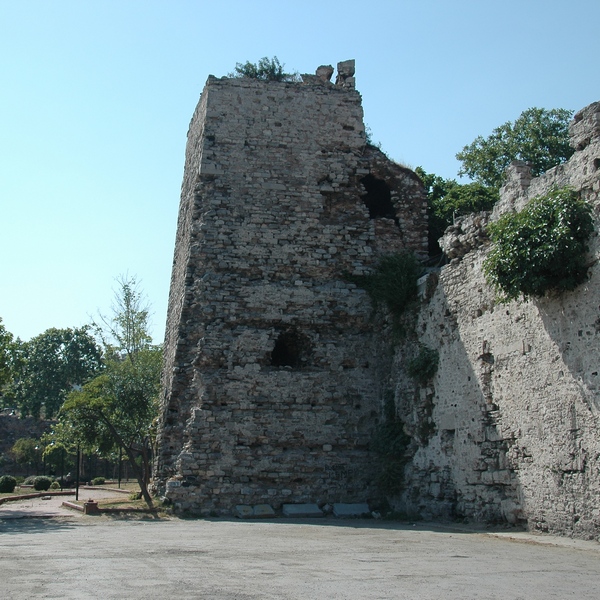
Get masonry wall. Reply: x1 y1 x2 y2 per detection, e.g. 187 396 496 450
396 102 600 538
154 64 428 514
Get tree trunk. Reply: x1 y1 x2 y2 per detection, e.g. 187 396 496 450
99 413 155 510
124 446 154 509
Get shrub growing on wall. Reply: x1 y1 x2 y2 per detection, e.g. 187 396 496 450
483 188 594 302
370 397 410 496
229 56 299 82
406 344 439 384
347 252 420 321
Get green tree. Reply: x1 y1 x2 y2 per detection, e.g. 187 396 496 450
93 274 153 360
11 437 42 473
60 276 162 508
416 168 499 255
0 318 14 390
40 420 82 480
456 107 574 188
229 56 299 82
0 319 24 412
11 327 103 419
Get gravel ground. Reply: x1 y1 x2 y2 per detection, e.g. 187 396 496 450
1 496 600 600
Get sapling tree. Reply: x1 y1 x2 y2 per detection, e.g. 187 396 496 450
60 276 162 508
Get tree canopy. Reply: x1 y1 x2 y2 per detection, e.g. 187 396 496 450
11 437 41 471
416 167 498 255
0 318 16 393
10 326 103 418
93 274 153 360
456 107 574 188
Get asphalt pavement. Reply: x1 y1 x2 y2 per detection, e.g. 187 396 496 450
1 493 600 600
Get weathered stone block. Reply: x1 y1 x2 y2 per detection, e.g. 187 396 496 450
253 504 276 518
282 503 324 518
233 505 254 518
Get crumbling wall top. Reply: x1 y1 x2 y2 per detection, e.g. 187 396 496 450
569 101 600 151
207 59 357 91
335 59 356 89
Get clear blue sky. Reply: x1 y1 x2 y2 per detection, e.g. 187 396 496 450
1 0 598 343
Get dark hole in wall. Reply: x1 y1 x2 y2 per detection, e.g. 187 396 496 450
593 158 600 171
360 174 398 224
271 328 312 368
441 429 455 454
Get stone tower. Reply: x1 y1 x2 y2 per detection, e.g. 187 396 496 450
154 60 428 514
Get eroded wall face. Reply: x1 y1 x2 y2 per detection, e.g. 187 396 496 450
398 102 600 537
155 73 427 513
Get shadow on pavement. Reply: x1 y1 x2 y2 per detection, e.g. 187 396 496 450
192 515 527 536
0 516 79 535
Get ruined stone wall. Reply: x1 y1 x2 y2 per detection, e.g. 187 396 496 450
154 62 428 514
397 102 600 538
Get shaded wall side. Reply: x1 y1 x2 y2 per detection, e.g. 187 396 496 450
155 90 209 479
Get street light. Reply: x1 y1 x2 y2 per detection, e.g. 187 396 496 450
75 444 80 501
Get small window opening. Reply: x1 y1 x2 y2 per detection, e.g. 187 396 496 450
360 174 399 224
271 328 311 368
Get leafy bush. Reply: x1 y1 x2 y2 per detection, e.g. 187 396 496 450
483 188 594 302
33 476 52 491
50 481 60 490
23 475 36 485
229 56 299 82
407 345 439 384
347 252 420 322
0 475 17 493
92 477 106 486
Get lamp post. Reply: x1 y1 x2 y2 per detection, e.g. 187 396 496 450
75 444 80 501
118 447 122 489
60 445 65 490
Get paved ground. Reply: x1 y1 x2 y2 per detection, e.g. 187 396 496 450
0 488 129 519
1 494 600 600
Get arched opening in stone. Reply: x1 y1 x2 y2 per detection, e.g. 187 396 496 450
270 328 311 368
360 174 397 221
